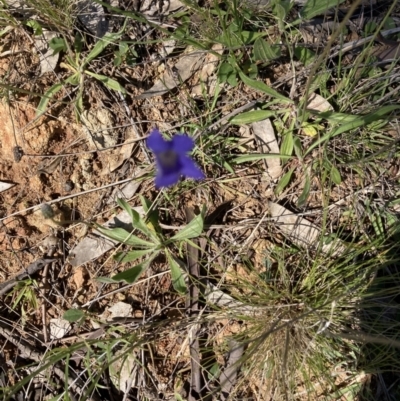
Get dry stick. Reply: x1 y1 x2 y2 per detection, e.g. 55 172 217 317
0 258 57 297
0 167 150 223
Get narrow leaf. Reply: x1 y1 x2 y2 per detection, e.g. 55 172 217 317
83 31 124 66
275 168 294 195
229 110 277 125
253 38 281 61
238 71 292 103
330 166 342 185
166 251 186 295
85 71 126 94
63 309 85 323
95 226 155 248
111 262 148 283
233 153 292 163
297 174 311 207
36 82 65 116
114 249 153 263
116 198 158 241
171 212 204 241
280 131 294 158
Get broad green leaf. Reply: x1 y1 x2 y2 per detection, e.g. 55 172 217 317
275 168 294 195
49 37 67 54
114 249 154 263
85 71 126 94
229 110 277 125
63 309 85 322
238 71 292 103
171 212 204 241
305 105 400 156
294 46 315 66
300 0 346 20
117 198 158 241
253 38 281 61
166 251 186 295
36 82 65 116
233 153 292 163
95 226 156 248
330 165 342 185
111 261 148 283
297 173 311 207
281 131 294 157
83 30 124 66
26 20 42 35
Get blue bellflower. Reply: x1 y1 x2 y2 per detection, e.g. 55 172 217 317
146 128 205 189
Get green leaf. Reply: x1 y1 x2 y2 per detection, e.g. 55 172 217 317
111 261 148 284
238 71 292 103
229 110 277 125
95 276 119 284
26 20 42 35
171 212 204 241
280 131 294 158
294 47 315 66
36 82 65 117
232 153 292 164
297 173 311 207
330 165 342 185
275 168 294 195
85 71 126 94
114 249 154 263
293 135 303 158
83 30 124 66
166 251 186 295
95 226 156 248
253 38 281 61
49 37 67 54
116 198 158 241
300 0 346 20
63 309 85 323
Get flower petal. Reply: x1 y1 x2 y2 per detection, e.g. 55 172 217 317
171 135 194 153
147 129 170 153
155 172 180 189
179 155 205 180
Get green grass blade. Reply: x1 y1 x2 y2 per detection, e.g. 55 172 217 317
232 153 292 163
229 110 281 124
36 82 65 116
238 71 293 103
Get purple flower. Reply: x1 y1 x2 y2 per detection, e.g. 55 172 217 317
146 128 205 189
